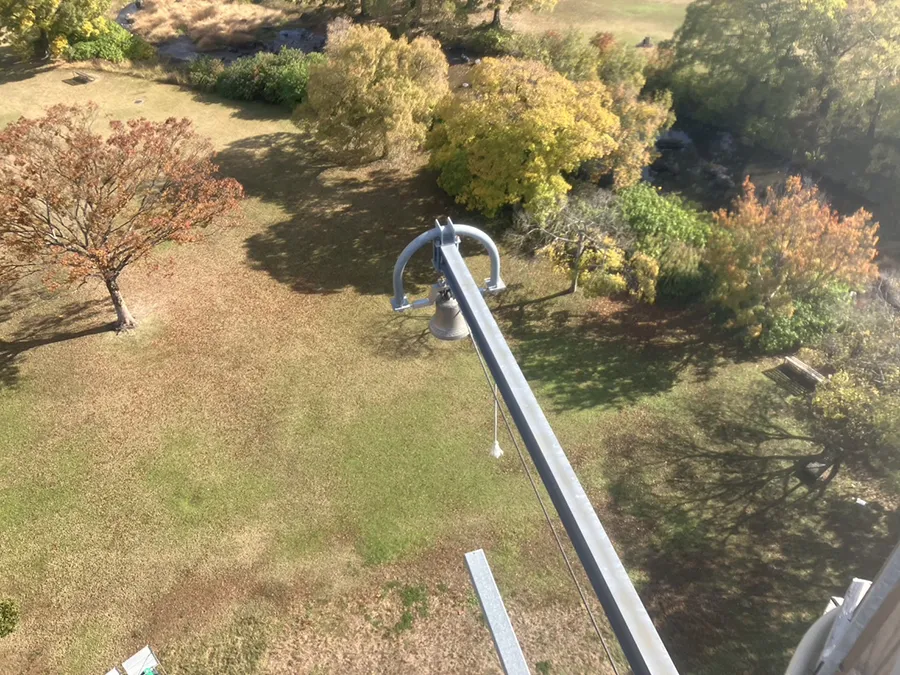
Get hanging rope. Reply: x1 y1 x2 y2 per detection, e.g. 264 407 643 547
491 381 503 458
468 333 621 675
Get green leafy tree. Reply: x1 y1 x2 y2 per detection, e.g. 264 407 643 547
502 31 673 190
300 21 448 161
0 0 110 58
428 57 619 220
591 32 646 91
669 0 900 179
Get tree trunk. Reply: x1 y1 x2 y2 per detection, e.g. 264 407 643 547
104 276 137 331
867 97 883 142
491 6 502 26
570 235 585 294
35 28 51 61
360 0 370 18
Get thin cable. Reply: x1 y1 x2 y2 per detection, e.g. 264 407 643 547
468 333 621 675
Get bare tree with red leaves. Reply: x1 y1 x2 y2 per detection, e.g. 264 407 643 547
0 103 243 330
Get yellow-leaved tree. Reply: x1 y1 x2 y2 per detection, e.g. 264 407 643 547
428 57 619 220
0 0 109 58
300 21 449 162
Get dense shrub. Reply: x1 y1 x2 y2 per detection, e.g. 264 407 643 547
757 293 845 354
188 55 226 93
655 240 713 303
457 25 515 55
506 30 598 81
617 183 711 301
187 49 325 106
0 598 18 638
619 183 710 254
215 49 325 106
66 20 154 63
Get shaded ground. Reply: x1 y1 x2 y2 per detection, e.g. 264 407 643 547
583 375 899 673
0 67 895 675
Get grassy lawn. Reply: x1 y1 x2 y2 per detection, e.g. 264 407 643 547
506 0 692 44
0 64 895 675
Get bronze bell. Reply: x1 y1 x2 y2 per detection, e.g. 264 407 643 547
429 289 469 341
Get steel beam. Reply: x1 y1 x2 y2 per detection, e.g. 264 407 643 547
437 230 678 675
465 549 530 675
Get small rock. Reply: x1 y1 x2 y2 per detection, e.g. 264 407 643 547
134 99 144 105
461 82 470 88
637 36 653 48
656 129 693 151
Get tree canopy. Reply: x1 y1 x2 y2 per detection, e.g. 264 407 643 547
301 21 448 162
810 286 900 478
669 0 900 185
0 0 109 58
0 104 243 330
705 176 879 346
428 57 619 220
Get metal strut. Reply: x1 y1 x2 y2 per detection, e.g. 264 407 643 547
391 220 679 675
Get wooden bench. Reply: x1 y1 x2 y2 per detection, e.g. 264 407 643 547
73 71 97 84
781 356 826 390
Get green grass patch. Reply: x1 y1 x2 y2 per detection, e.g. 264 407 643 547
0 66 894 675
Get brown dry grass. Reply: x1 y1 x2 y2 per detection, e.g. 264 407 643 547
132 0 303 50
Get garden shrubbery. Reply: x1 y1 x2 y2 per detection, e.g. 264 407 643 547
618 183 711 303
189 49 325 107
66 20 155 63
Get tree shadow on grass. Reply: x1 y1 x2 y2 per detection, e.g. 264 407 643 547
219 132 465 298
0 299 114 388
0 47 52 86
493 291 744 412
600 380 898 674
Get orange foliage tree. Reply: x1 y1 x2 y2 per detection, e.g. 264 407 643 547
0 103 243 330
706 176 879 343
